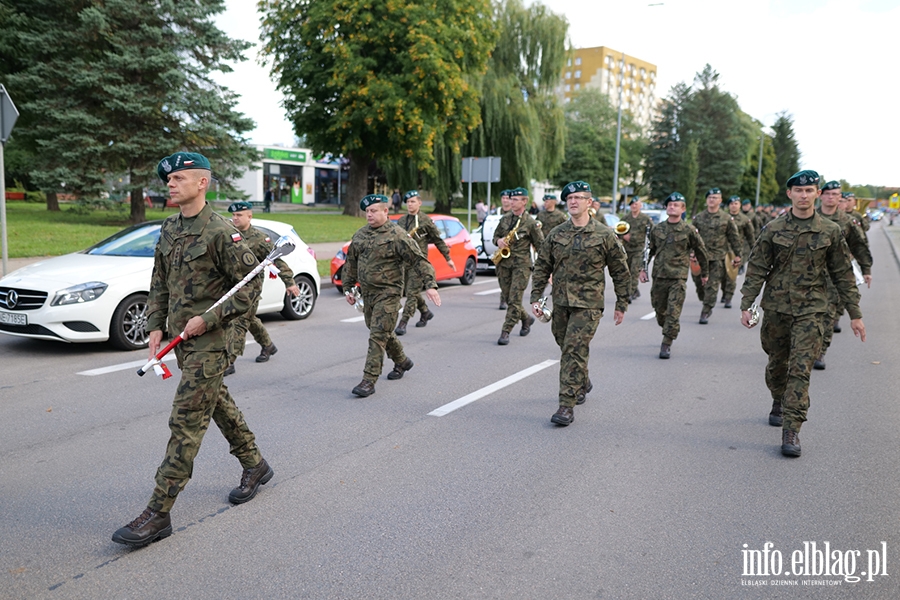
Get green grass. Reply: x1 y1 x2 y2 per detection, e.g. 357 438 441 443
248 213 367 243
316 258 333 279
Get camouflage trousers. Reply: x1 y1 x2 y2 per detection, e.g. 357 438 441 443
626 250 643 298
722 257 741 298
362 290 407 382
401 270 429 320
551 305 601 408
497 261 531 332
760 311 824 433
701 259 729 312
820 280 841 354
497 261 510 305
229 299 271 363
149 348 262 513
650 277 686 344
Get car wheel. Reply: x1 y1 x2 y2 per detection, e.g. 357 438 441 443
109 293 150 350
281 275 317 320
333 266 343 294
459 256 477 285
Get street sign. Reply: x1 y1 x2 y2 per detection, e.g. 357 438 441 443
460 157 501 183
1 85 19 144
890 193 899 210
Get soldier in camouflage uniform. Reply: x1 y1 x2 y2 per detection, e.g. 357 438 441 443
742 198 758 237
112 153 273 548
813 181 872 370
691 188 742 320
225 201 300 374
741 170 866 458
343 195 440 398
530 181 630 426
620 196 653 302
640 192 709 359
495 189 512 310
535 194 568 233
394 190 455 335
721 195 755 300
842 192 870 236
493 187 544 345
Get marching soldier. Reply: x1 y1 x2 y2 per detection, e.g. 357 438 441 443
394 190 455 335
530 181 630 426
842 192 870 235
741 198 758 238
814 181 872 370
496 189 512 310
225 201 300 374
343 195 441 398
691 188 742 320
535 194 567 232
113 153 272 547
639 192 709 359
493 187 544 345
722 195 755 299
741 170 865 458
620 196 653 301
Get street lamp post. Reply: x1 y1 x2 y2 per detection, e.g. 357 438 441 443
611 52 625 212
754 134 764 206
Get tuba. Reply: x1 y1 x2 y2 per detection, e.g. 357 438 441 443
346 286 364 313
536 297 552 323
614 221 630 235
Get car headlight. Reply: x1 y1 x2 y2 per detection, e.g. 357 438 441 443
336 250 346 260
476 245 483 254
51 282 109 306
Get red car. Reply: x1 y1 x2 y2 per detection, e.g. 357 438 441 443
330 214 478 291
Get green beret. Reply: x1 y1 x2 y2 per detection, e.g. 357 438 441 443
741 198 751 206
404 190 419 201
821 180 841 191
359 194 389 210
628 196 641 205
561 181 591 200
664 192 686 206
705 187 722 197
157 152 211 183
500 189 510 197
227 201 253 213
786 169 819 188
542 194 557 201
728 195 740 203
509 187 529 198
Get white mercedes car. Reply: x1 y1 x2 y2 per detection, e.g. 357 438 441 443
0 218 320 350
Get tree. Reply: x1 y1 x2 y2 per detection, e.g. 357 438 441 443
644 83 690 202
738 133 778 206
677 139 699 216
259 0 496 216
1 0 259 222
771 111 800 191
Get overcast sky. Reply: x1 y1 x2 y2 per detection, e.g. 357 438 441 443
216 0 900 187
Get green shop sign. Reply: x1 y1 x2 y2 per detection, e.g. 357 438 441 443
264 148 307 163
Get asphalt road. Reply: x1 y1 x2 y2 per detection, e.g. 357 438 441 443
1 224 899 599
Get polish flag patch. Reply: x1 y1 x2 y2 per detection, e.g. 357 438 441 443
231 232 242 243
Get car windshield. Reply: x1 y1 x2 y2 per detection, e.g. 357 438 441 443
84 223 162 257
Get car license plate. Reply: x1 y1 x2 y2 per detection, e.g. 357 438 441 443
0 310 27 326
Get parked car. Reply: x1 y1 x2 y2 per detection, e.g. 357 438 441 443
866 208 883 221
0 218 320 350
642 209 665 224
330 214 478 291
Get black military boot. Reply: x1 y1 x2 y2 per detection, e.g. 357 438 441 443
256 343 278 363
659 343 671 359
352 380 376 397
551 406 574 426
223 363 236 376
229 458 274 504
520 314 535 336
575 379 593 405
632 289 641 300
723 296 733 308
833 319 842 333
768 401 783 427
497 331 510 345
387 358 414 380
111 508 172 547
415 310 434 328
395 318 409 336
813 354 826 370
781 429 801 457
699 311 710 324
499 300 508 310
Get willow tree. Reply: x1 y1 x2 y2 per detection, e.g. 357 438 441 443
259 0 496 216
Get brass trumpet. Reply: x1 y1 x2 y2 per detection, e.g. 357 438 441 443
346 286 364 313
614 221 631 235
536 297 552 323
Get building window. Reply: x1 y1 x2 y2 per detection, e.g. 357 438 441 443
565 71 571 79
575 57 582 65
574 83 580 91
640 68 646 77
567 58 572 67
565 84 571 92
574 70 581 79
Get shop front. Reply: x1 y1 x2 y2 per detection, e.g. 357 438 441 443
233 146 347 206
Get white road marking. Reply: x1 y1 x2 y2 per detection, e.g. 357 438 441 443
341 316 366 323
641 311 656 320
470 279 495 286
474 288 502 296
78 341 257 376
428 359 559 417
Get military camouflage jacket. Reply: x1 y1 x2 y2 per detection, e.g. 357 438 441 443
492 211 544 267
742 209 759 238
739 211 862 319
343 221 437 295
691 210 742 261
241 225 295 288
646 220 709 280
730 211 756 248
621 212 653 253
816 208 872 275
850 210 870 233
530 219 631 313
147 203 260 353
535 209 568 233
396 212 451 263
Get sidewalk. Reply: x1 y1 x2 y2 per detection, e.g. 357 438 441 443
883 221 900 269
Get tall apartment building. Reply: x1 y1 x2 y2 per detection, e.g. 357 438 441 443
558 46 657 132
